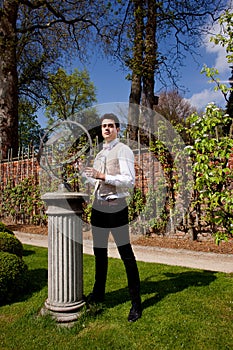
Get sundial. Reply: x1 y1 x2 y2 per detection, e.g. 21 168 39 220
38 119 93 192
38 119 92 322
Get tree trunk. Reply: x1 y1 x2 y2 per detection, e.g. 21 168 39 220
141 0 158 133
127 0 144 142
128 0 158 140
0 1 19 159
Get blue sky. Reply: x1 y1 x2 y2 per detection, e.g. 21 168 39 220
76 29 230 111
38 16 231 127
98 43 229 108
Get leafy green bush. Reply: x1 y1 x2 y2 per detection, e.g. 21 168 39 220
0 222 14 235
0 251 28 304
0 232 24 258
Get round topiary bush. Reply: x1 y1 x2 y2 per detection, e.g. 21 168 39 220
0 251 28 304
0 222 14 235
0 232 23 258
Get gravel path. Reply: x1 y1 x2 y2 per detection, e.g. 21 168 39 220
15 231 233 273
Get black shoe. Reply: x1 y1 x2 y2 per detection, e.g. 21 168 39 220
86 292 105 305
128 303 142 322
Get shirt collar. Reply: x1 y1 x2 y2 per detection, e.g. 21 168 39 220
103 138 119 150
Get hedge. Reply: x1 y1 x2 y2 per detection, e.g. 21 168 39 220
0 222 14 235
0 251 28 304
0 231 24 258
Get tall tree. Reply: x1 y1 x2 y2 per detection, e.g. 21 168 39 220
154 90 196 125
141 0 158 110
154 90 196 143
45 68 97 125
0 0 231 156
121 1 230 139
0 0 18 159
45 67 100 144
0 0 120 158
127 0 144 141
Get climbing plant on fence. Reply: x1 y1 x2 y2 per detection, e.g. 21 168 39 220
0 176 47 225
184 103 233 243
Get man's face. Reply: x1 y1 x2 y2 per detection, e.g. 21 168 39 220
101 119 119 143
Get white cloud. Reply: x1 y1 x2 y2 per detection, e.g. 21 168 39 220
204 39 229 74
205 44 229 74
187 88 226 110
203 16 230 74
188 16 230 110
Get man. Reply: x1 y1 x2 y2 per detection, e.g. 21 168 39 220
84 113 142 322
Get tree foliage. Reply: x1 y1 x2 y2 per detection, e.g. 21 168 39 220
201 10 233 137
119 1 230 88
0 0 232 156
18 99 42 151
0 0 122 157
45 68 97 125
210 10 233 65
123 0 230 139
16 1 112 103
185 104 233 243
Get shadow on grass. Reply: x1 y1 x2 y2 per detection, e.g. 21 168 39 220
26 268 48 293
141 270 216 310
2 268 48 306
23 249 36 256
22 247 48 298
20 268 48 303
105 270 217 311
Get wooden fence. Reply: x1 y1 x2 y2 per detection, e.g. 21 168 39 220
0 150 39 187
0 148 160 195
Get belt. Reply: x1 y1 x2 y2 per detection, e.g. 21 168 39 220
95 198 126 206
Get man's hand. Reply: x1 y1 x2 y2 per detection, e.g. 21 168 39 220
84 167 105 180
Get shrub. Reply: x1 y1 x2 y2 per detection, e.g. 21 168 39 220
0 251 28 304
0 232 24 258
0 222 14 235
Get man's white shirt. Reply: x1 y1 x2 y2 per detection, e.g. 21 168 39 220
84 138 135 200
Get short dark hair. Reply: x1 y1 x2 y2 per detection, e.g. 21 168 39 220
100 113 120 128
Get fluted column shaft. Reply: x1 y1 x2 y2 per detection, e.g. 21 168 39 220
41 192 87 323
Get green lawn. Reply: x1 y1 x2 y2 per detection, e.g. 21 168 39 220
1 244 233 350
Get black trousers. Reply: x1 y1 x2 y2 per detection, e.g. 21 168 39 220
90 199 141 304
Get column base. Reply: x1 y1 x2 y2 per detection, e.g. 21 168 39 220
41 299 86 323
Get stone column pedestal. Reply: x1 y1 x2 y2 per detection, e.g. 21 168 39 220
41 191 87 323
